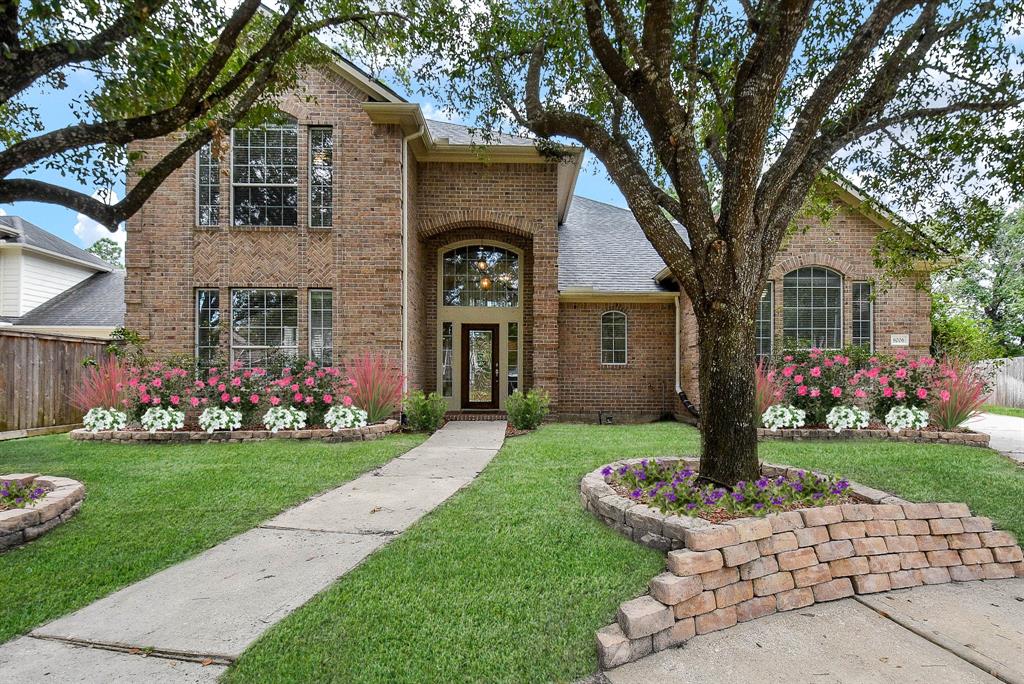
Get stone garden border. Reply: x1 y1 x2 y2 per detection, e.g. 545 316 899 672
1 474 85 551
581 458 1024 670
757 427 989 448
69 419 401 444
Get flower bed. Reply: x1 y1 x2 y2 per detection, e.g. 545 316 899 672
0 474 85 551
581 459 1024 669
70 419 401 444
756 426 990 447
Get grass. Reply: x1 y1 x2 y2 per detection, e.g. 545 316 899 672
983 404 1024 419
0 432 424 644
227 422 1024 684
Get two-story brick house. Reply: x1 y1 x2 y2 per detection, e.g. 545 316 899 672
125 56 932 422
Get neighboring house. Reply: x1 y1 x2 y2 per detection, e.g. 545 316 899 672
125 57 931 422
0 215 125 339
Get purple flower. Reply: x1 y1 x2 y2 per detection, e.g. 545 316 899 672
735 481 746 489
601 466 613 478
770 496 785 506
618 466 628 476
667 493 678 503
790 482 804 492
775 476 785 486
685 502 698 510
630 488 643 499
756 477 769 490
731 492 745 502
812 492 824 500
753 502 765 510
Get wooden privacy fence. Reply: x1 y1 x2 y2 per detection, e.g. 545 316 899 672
979 356 1024 408
0 329 111 433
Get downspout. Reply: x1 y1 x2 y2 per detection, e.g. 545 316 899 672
674 292 700 420
401 126 426 394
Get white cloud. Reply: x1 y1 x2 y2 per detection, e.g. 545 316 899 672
73 189 126 256
420 102 461 123
0 207 6 216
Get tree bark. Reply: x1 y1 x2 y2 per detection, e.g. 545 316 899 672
695 297 760 484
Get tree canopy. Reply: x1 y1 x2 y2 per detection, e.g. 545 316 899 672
85 236 123 267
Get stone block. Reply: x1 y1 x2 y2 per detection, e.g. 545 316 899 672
812 578 855 602
863 520 898 537
896 519 930 536
980 531 1016 548
899 552 929 569
925 550 962 567
915 535 949 552
851 573 891 594
829 556 870 577
766 511 805 533
815 540 855 562
735 595 777 622
871 504 906 520
667 549 723 576
889 570 922 589
1 474 39 487
700 566 740 591
650 573 703 605
626 504 665 537
794 526 829 548
827 522 866 540
841 504 874 521
721 541 760 567
0 509 36 533
694 607 737 635
1016 562 1024 578
868 554 902 574
752 571 795 596
715 581 754 608
673 591 716 619
852 537 888 556
885 536 919 553
961 516 993 533
663 514 711 541
993 546 1024 564
617 596 674 639
959 548 995 565
684 525 740 551
948 564 986 582
919 567 952 585
757 531 798 555
982 563 1015 580
594 495 632 523
724 517 773 543
637 532 673 551
792 563 832 588
596 624 632 669
739 555 779 581
947 533 982 550
929 518 964 535
800 506 843 527
902 503 941 519
775 587 814 612
936 503 970 518
777 547 818 571
652 618 696 652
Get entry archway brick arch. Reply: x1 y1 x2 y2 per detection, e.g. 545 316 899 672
417 210 537 239
769 252 865 281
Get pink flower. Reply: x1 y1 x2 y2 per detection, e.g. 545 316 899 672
217 383 226 392
294 392 303 402
231 360 243 371
323 394 333 404
854 389 866 399
243 370 252 378
866 367 880 378
343 395 353 407
195 381 205 389
221 392 230 402
140 393 151 404
231 396 241 404
139 383 147 392
290 383 300 392
282 367 291 375
883 387 894 398
895 390 906 400
128 377 139 387
783 355 794 362
170 395 180 405
824 359 833 368
249 394 260 404
797 385 808 396
304 396 314 404
878 375 889 386
270 396 281 406
895 368 908 380
782 366 795 378
304 377 315 387
940 389 951 401
916 388 927 399
152 396 161 405
793 374 804 384
830 386 842 398
190 396 200 407
810 388 821 398
152 378 162 388
810 367 821 377
773 390 783 400
231 377 242 387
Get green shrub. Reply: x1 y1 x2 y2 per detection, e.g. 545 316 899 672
507 389 550 430
404 390 447 432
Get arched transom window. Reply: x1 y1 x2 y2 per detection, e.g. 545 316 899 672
442 245 519 307
783 267 843 348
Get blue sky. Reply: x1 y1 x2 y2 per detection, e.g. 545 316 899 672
0 69 626 252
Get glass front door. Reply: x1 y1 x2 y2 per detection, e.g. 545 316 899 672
461 324 499 410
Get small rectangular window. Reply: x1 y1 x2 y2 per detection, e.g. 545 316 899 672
195 289 220 368
507 322 519 396
852 282 873 350
441 322 454 397
230 288 298 367
309 289 333 366
756 284 773 360
601 311 627 365
309 127 333 228
197 144 220 226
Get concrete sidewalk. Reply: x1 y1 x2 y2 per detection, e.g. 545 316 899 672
605 578 1024 684
968 412 1024 465
0 421 506 681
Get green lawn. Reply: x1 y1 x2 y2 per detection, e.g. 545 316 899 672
0 432 424 644
983 404 1024 419
226 422 1024 684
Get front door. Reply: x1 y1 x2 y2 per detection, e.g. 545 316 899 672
461 323 499 410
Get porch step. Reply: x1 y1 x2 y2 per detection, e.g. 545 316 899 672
444 411 508 422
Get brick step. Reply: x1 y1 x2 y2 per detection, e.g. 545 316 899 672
444 411 508 421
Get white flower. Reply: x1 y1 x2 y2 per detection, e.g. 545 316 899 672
885 405 929 432
198 406 242 433
825 405 871 433
140 407 185 432
324 405 368 431
83 407 128 432
762 404 806 431
263 406 307 433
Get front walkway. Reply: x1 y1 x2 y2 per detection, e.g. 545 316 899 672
968 412 1024 465
0 421 506 681
605 579 1024 683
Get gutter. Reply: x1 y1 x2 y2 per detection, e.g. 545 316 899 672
674 292 700 420
402 125 427 392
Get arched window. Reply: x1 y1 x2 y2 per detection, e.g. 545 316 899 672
601 311 627 364
442 245 519 307
783 267 842 348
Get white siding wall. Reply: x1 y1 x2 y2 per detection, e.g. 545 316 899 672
0 248 22 317
19 251 98 315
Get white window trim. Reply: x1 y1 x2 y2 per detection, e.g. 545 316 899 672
308 288 333 365
229 124 300 228
600 310 628 366
228 287 299 366
308 126 333 228
782 267 844 350
852 281 874 352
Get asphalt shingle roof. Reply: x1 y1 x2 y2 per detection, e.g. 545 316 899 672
14 270 125 326
559 196 686 294
0 215 111 270
425 119 537 147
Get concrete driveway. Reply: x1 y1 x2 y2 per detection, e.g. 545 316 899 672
968 412 1024 465
605 579 1024 684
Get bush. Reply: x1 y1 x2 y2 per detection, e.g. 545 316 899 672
82 407 128 432
325 404 369 431
885 405 929 431
761 404 806 430
404 390 447 432
825 405 870 432
754 359 781 426
930 357 990 429
140 407 185 432
507 389 550 430
70 355 128 412
346 352 404 424
198 406 242 433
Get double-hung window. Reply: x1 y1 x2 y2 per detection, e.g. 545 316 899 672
197 144 220 226
230 288 298 367
309 289 333 366
601 311 627 365
309 127 333 227
195 289 221 368
755 284 774 360
231 119 299 226
852 282 874 350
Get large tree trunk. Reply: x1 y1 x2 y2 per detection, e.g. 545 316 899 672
695 300 760 485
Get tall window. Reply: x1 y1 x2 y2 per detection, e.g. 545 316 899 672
601 311 627 365
309 289 333 366
441 322 454 397
197 143 220 226
231 118 299 226
507 322 519 396
230 288 298 367
195 289 220 368
782 267 842 348
442 245 519 307
756 284 773 360
852 282 874 350
309 127 333 227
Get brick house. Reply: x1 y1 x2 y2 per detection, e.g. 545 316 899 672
125 58 932 422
